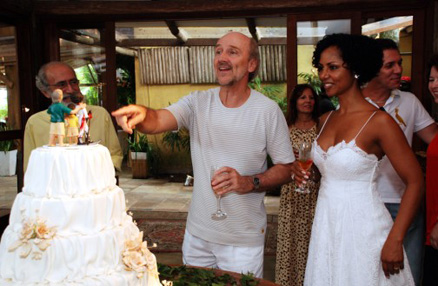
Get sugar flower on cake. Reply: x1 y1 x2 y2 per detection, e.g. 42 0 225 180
122 231 160 282
8 210 57 260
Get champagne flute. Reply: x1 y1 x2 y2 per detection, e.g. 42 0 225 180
210 166 227 221
295 141 313 194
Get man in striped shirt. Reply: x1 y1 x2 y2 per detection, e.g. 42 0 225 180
113 32 295 278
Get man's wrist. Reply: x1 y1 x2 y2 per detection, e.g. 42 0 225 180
251 175 260 191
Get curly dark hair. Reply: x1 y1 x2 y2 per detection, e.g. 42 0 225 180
285 84 320 126
312 34 383 86
427 54 438 77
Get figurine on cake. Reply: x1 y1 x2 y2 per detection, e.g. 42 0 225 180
65 103 80 145
70 92 90 144
47 89 85 147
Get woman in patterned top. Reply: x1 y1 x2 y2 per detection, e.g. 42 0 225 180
275 84 321 286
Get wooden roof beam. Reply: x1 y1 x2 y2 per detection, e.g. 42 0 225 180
59 30 99 46
166 20 188 45
246 18 259 42
117 37 286 47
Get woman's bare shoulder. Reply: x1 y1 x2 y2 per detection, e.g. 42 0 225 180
318 111 333 128
371 110 398 126
368 110 406 142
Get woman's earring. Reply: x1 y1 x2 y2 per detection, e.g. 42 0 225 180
354 74 359 79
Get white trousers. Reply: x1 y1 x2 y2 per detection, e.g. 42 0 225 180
182 229 264 278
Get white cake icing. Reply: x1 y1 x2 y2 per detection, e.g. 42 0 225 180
8 189 126 235
0 145 161 286
23 145 117 198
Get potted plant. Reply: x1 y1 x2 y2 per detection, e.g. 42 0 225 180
0 125 17 176
127 131 159 179
162 128 190 153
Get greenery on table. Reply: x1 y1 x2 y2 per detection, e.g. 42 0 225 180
158 264 260 286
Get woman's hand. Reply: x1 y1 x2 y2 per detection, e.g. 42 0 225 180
381 236 404 278
291 160 310 187
430 222 438 249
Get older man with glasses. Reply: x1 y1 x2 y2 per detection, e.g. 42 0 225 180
24 61 122 173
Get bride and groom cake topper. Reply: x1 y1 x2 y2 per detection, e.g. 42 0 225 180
47 89 95 147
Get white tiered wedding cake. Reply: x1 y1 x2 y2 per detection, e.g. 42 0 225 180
0 144 161 285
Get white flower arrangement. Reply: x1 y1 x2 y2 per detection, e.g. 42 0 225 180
8 210 57 260
122 231 159 280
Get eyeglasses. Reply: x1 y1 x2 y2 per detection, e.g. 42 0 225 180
49 79 80 89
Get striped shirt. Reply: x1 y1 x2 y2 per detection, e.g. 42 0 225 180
167 87 294 247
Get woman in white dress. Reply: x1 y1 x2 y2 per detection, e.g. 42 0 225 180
296 34 423 285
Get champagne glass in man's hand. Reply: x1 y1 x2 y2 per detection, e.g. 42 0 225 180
210 166 227 221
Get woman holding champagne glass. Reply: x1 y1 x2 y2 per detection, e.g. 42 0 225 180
292 34 423 285
275 84 321 286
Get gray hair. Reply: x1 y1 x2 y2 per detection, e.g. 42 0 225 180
248 38 260 82
35 61 75 93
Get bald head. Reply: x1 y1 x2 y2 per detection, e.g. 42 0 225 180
35 61 81 101
217 32 259 82
214 32 260 87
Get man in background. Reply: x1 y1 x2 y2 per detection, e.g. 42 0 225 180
24 61 122 172
362 38 438 285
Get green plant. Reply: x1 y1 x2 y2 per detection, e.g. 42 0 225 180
127 132 150 153
127 131 161 175
162 102 190 154
298 71 339 108
116 54 135 107
158 264 260 286
0 125 16 153
162 128 190 152
298 71 322 95
249 77 287 113
0 109 7 121
0 140 13 153
75 64 100 105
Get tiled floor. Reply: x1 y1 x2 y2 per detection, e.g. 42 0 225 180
0 170 280 282
120 175 281 215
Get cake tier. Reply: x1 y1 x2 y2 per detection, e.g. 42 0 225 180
0 216 160 285
9 187 126 236
23 144 116 198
